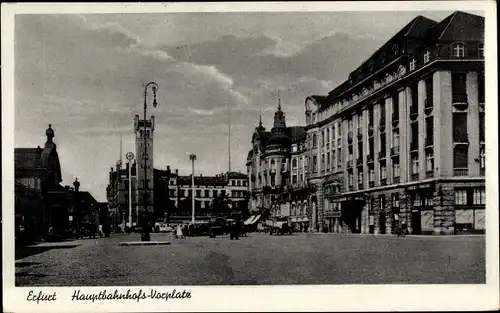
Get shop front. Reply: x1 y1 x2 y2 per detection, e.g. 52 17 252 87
336 195 364 234
406 182 435 235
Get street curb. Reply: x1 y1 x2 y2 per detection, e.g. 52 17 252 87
118 241 171 246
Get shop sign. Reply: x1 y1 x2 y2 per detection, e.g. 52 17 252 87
407 183 435 191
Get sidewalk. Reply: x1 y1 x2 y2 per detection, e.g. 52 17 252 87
309 232 485 239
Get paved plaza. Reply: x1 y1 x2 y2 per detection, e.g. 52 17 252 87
15 233 485 286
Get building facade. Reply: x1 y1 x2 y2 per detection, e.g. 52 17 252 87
246 101 311 231
304 11 485 235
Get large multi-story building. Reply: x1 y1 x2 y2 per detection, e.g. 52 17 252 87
305 11 485 235
247 11 485 235
246 101 310 231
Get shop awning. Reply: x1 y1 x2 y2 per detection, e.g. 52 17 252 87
244 215 257 225
250 215 261 225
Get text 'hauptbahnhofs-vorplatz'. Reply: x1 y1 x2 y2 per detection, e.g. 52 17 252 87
246 11 485 236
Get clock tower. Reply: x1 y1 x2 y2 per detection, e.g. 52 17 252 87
134 114 155 217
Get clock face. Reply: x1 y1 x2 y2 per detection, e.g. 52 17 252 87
126 152 135 160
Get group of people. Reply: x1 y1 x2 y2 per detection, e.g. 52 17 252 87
173 223 188 239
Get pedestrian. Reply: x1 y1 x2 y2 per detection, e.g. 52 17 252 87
98 224 103 238
176 224 184 239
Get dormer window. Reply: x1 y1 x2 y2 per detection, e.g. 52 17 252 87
368 60 374 72
423 50 431 64
478 43 484 58
452 42 466 58
409 58 416 71
392 44 399 56
380 52 387 64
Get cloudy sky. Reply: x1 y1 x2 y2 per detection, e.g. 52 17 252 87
14 10 479 201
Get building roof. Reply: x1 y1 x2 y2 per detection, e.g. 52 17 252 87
427 11 484 43
227 172 248 179
14 147 43 169
177 175 227 186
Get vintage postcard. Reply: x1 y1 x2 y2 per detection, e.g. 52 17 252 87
2 1 499 312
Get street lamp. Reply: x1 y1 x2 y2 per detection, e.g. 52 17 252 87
126 152 135 229
189 153 197 224
141 82 158 241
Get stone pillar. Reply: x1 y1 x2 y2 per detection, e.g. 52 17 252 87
467 71 480 177
317 182 325 231
434 71 453 178
311 197 317 232
399 87 409 184
385 96 393 184
373 195 381 234
433 183 455 235
418 79 426 178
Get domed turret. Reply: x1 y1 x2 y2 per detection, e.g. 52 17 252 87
267 98 291 148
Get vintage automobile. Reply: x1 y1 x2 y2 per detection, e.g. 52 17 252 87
266 218 293 236
208 217 231 238
154 222 173 233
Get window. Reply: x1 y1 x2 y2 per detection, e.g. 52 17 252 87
380 165 387 179
321 132 325 146
332 151 336 168
409 58 416 71
326 152 330 166
379 195 385 209
348 173 354 186
453 145 469 169
358 172 363 185
452 73 467 97
473 188 486 205
393 162 400 178
392 193 400 207
412 156 419 174
205 190 210 198
292 175 297 184
393 94 399 119
426 151 434 172
213 190 218 198
478 43 484 58
231 180 235 186
413 193 422 207
326 128 330 143
337 148 342 167
369 168 375 182
453 113 468 142
480 146 485 169
393 130 400 148
338 123 342 136
313 156 318 172
455 189 467 205
426 117 434 145
452 42 466 58
423 50 431 63
292 159 297 169
312 134 317 148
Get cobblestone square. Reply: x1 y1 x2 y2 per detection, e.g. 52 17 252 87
15 233 485 286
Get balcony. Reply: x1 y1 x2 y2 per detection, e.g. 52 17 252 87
411 173 419 181
369 181 375 188
357 127 363 139
347 160 353 168
393 177 400 184
366 154 374 164
356 157 363 166
378 150 386 160
426 170 434 178
410 105 418 120
392 113 399 126
380 178 387 186
391 146 400 157
368 125 374 137
453 168 469 176
452 92 468 106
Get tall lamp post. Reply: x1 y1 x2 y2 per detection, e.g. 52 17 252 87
189 153 197 224
141 82 158 241
126 152 135 229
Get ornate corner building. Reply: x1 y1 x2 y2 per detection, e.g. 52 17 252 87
248 11 485 235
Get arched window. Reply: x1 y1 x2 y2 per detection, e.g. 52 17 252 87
451 42 466 58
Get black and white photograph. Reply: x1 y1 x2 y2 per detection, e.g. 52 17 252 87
2 2 498 312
